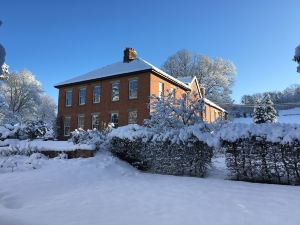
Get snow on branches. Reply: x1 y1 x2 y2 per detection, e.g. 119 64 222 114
0 70 56 125
253 94 277 124
144 91 205 132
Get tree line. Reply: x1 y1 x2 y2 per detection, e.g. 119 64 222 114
241 84 300 105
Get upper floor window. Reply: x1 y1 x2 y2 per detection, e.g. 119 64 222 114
159 82 164 99
79 87 86 105
128 79 138 99
128 110 138 124
77 114 85 129
64 116 71 136
65 90 72 107
110 112 119 128
91 114 100 130
169 88 176 99
93 85 101 103
111 81 120 102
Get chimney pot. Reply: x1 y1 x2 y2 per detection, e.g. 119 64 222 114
123 48 137 63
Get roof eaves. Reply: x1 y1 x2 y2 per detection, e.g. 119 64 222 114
204 98 227 113
54 69 152 88
150 69 191 91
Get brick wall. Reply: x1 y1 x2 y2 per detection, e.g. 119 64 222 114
57 72 151 139
149 72 187 98
57 71 226 139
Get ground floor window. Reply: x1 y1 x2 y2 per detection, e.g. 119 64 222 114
77 115 85 129
110 112 119 128
128 110 138 124
64 117 71 136
92 114 100 130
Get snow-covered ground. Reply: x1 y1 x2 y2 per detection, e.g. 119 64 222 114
1 152 300 225
0 139 94 151
233 107 300 124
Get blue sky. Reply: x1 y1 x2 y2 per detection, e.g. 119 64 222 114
1 0 300 103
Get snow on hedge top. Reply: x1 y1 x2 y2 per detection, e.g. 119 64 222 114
219 122 300 144
108 124 154 141
108 124 216 147
54 58 190 89
0 139 95 154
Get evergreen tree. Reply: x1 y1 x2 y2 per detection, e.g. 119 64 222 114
253 94 277 124
253 99 265 124
263 94 277 123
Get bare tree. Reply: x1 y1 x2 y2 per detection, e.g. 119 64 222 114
162 49 236 104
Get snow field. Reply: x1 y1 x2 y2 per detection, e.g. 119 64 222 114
1 153 300 225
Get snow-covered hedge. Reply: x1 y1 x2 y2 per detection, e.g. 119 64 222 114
109 124 214 177
0 153 47 172
219 123 300 144
220 123 300 185
0 121 54 141
70 127 112 150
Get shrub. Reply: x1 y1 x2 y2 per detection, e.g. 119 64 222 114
70 127 111 150
109 124 214 177
144 92 205 132
0 120 54 140
220 123 300 185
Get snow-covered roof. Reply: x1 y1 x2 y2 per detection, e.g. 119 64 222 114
54 58 190 89
204 98 227 113
176 76 194 84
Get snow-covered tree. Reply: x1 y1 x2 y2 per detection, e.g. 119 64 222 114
0 70 55 125
36 95 57 125
253 99 265 124
294 45 300 73
0 21 5 70
253 94 277 124
144 91 205 132
263 94 277 123
162 49 236 104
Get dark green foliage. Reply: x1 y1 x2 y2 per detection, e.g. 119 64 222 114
110 136 213 177
222 138 300 185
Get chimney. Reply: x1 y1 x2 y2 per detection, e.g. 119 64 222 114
123 48 137 63
200 86 206 98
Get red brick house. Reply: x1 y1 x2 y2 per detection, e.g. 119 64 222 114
54 48 227 139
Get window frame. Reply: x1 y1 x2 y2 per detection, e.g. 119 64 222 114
64 116 71 136
128 78 138 100
93 85 101 104
77 114 85 129
111 81 120 102
91 113 100 130
128 109 138 124
110 112 119 127
169 88 176 99
78 87 87 105
65 89 72 107
158 82 164 99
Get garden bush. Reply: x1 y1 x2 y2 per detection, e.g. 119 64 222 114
109 124 214 177
220 123 300 185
